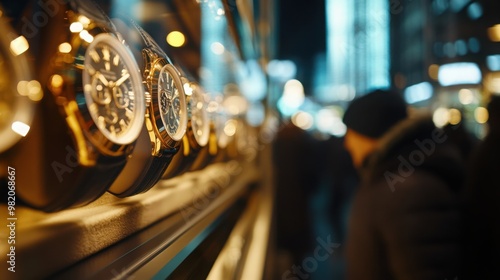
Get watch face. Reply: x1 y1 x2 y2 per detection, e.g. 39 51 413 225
189 84 209 146
83 33 145 145
158 64 187 141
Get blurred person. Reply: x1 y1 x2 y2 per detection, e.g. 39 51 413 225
273 122 321 275
343 89 465 280
462 95 500 279
324 136 359 279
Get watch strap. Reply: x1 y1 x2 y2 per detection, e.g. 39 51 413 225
43 156 127 212
110 151 175 198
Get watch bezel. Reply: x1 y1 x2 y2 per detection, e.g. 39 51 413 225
0 17 36 154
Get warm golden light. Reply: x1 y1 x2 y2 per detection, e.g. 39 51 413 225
10 36 29 56
78 15 91 25
183 83 193 96
448 108 462 125
11 121 30 137
50 74 64 89
58 42 72 53
224 120 237 137
433 107 450 128
27 80 43 101
166 31 186 47
224 95 248 116
196 101 203 110
17 81 29 96
488 24 500 42
69 22 83 33
428 64 440 80
79 30 94 43
207 101 219 113
458 89 474 105
475 107 489 124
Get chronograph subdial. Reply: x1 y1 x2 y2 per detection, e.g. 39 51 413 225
90 72 112 105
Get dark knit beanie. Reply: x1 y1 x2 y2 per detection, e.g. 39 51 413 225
343 89 408 138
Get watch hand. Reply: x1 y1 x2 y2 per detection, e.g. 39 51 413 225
114 73 130 87
97 72 109 87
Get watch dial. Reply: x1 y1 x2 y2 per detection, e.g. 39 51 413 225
158 65 185 141
189 85 209 146
83 34 144 145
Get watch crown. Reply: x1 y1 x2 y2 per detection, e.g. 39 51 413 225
145 91 152 107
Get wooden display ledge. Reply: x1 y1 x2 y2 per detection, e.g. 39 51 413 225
0 161 259 279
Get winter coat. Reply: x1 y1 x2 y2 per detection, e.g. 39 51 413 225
346 116 465 280
462 127 500 279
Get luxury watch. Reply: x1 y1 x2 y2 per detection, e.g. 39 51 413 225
15 0 146 211
162 79 210 178
188 95 222 171
108 19 188 197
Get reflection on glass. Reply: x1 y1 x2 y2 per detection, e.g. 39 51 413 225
59 42 72 53
70 22 84 33
27 80 43 101
9 36 29 56
210 42 225 54
80 30 94 43
11 121 30 137
78 15 91 26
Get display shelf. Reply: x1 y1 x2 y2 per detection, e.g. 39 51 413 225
0 161 260 279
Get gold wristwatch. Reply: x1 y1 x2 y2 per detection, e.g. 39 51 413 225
16 0 146 211
188 95 222 171
108 19 188 197
162 79 211 178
